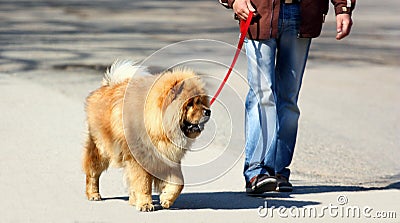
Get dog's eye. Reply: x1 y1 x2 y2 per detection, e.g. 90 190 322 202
187 100 194 108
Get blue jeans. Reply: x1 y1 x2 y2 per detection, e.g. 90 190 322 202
243 3 311 182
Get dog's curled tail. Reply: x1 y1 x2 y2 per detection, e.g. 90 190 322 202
102 59 150 86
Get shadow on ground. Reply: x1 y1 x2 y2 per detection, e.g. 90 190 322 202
103 193 319 210
102 181 399 210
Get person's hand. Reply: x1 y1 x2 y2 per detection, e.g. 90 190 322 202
233 0 255 20
336 14 353 40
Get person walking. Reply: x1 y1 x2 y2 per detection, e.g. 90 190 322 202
219 0 356 194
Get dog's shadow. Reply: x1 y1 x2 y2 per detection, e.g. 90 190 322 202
103 181 400 210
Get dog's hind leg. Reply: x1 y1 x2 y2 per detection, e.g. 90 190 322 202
82 133 109 201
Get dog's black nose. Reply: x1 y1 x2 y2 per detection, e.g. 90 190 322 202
203 109 211 117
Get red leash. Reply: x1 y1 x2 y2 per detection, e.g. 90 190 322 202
209 11 253 106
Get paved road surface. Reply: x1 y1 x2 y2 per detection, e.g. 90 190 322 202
0 0 399 222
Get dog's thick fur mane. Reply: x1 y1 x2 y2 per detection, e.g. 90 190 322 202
144 67 205 150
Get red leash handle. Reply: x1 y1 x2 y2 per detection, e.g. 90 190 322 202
209 11 254 106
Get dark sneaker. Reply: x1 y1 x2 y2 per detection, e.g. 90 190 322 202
276 175 293 192
246 174 277 194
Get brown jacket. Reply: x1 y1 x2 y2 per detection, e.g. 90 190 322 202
219 0 356 40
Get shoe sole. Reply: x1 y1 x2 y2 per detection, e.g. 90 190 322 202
276 185 293 192
246 178 277 195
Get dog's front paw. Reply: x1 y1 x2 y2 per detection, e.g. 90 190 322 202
87 193 102 201
160 200 173 209
136 202 155 212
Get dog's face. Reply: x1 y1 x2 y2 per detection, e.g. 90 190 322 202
180 95 211 138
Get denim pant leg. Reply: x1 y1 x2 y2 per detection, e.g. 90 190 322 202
243 3 312 182
243 39 278 182
273 4 312 179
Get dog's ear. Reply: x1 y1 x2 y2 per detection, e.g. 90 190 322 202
171 80 185 101
162 80 185 111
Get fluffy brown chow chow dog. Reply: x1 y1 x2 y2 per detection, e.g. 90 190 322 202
82 60 211 211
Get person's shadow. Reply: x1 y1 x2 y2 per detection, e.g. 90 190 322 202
103 181 399 211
